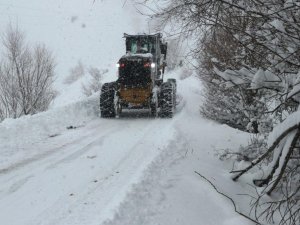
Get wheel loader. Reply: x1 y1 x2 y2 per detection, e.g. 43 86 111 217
100 33 176 118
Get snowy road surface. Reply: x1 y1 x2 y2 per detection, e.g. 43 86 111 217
0 71 253 225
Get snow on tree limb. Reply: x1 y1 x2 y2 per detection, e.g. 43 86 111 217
268 111 300 147
213 67 254 87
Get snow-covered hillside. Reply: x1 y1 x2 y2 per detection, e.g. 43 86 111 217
0 0 146 107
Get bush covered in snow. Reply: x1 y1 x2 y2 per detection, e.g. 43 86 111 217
0 25 56 121
145 0 300 224
64 61 85 84
219 135 268 163
82 67 107 96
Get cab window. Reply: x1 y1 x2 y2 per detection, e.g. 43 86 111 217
130 39 138 54
127 37 155 54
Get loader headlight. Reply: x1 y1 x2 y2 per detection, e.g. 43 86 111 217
151 63 156 68
116 63 125 68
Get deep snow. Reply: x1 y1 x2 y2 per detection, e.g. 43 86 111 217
0 1 257 225
0 68 254 225
102 70 255 225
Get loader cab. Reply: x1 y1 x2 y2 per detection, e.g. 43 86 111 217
123 33 167 79
124 33 166 57
125 36 156 55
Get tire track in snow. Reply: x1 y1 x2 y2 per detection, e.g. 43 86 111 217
0 82 185 225
0 112 179 225
0 121 123 197
29 116 179 225
0 120 113 175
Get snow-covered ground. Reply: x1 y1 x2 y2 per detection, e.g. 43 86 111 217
0 1 257 225
0 68 254 225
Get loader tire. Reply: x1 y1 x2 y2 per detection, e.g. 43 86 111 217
100 82 116 118
160 82 174 118
167 78 177 108
167 78 177 93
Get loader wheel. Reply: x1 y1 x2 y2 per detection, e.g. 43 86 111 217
167 78 177 93
100 82 116 118
167 78 177 108
160 82 174 118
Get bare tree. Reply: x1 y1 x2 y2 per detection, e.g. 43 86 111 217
64 60 85 84
0 25 56 120
82 67 107 97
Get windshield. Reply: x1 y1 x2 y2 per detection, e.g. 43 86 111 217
127 37 155 54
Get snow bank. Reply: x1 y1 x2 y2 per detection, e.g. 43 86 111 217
0 94 99 169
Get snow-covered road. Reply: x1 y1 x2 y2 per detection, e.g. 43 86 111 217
0 71 253 225
0 109 177 225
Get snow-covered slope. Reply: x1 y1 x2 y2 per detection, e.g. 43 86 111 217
0 0 146 107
